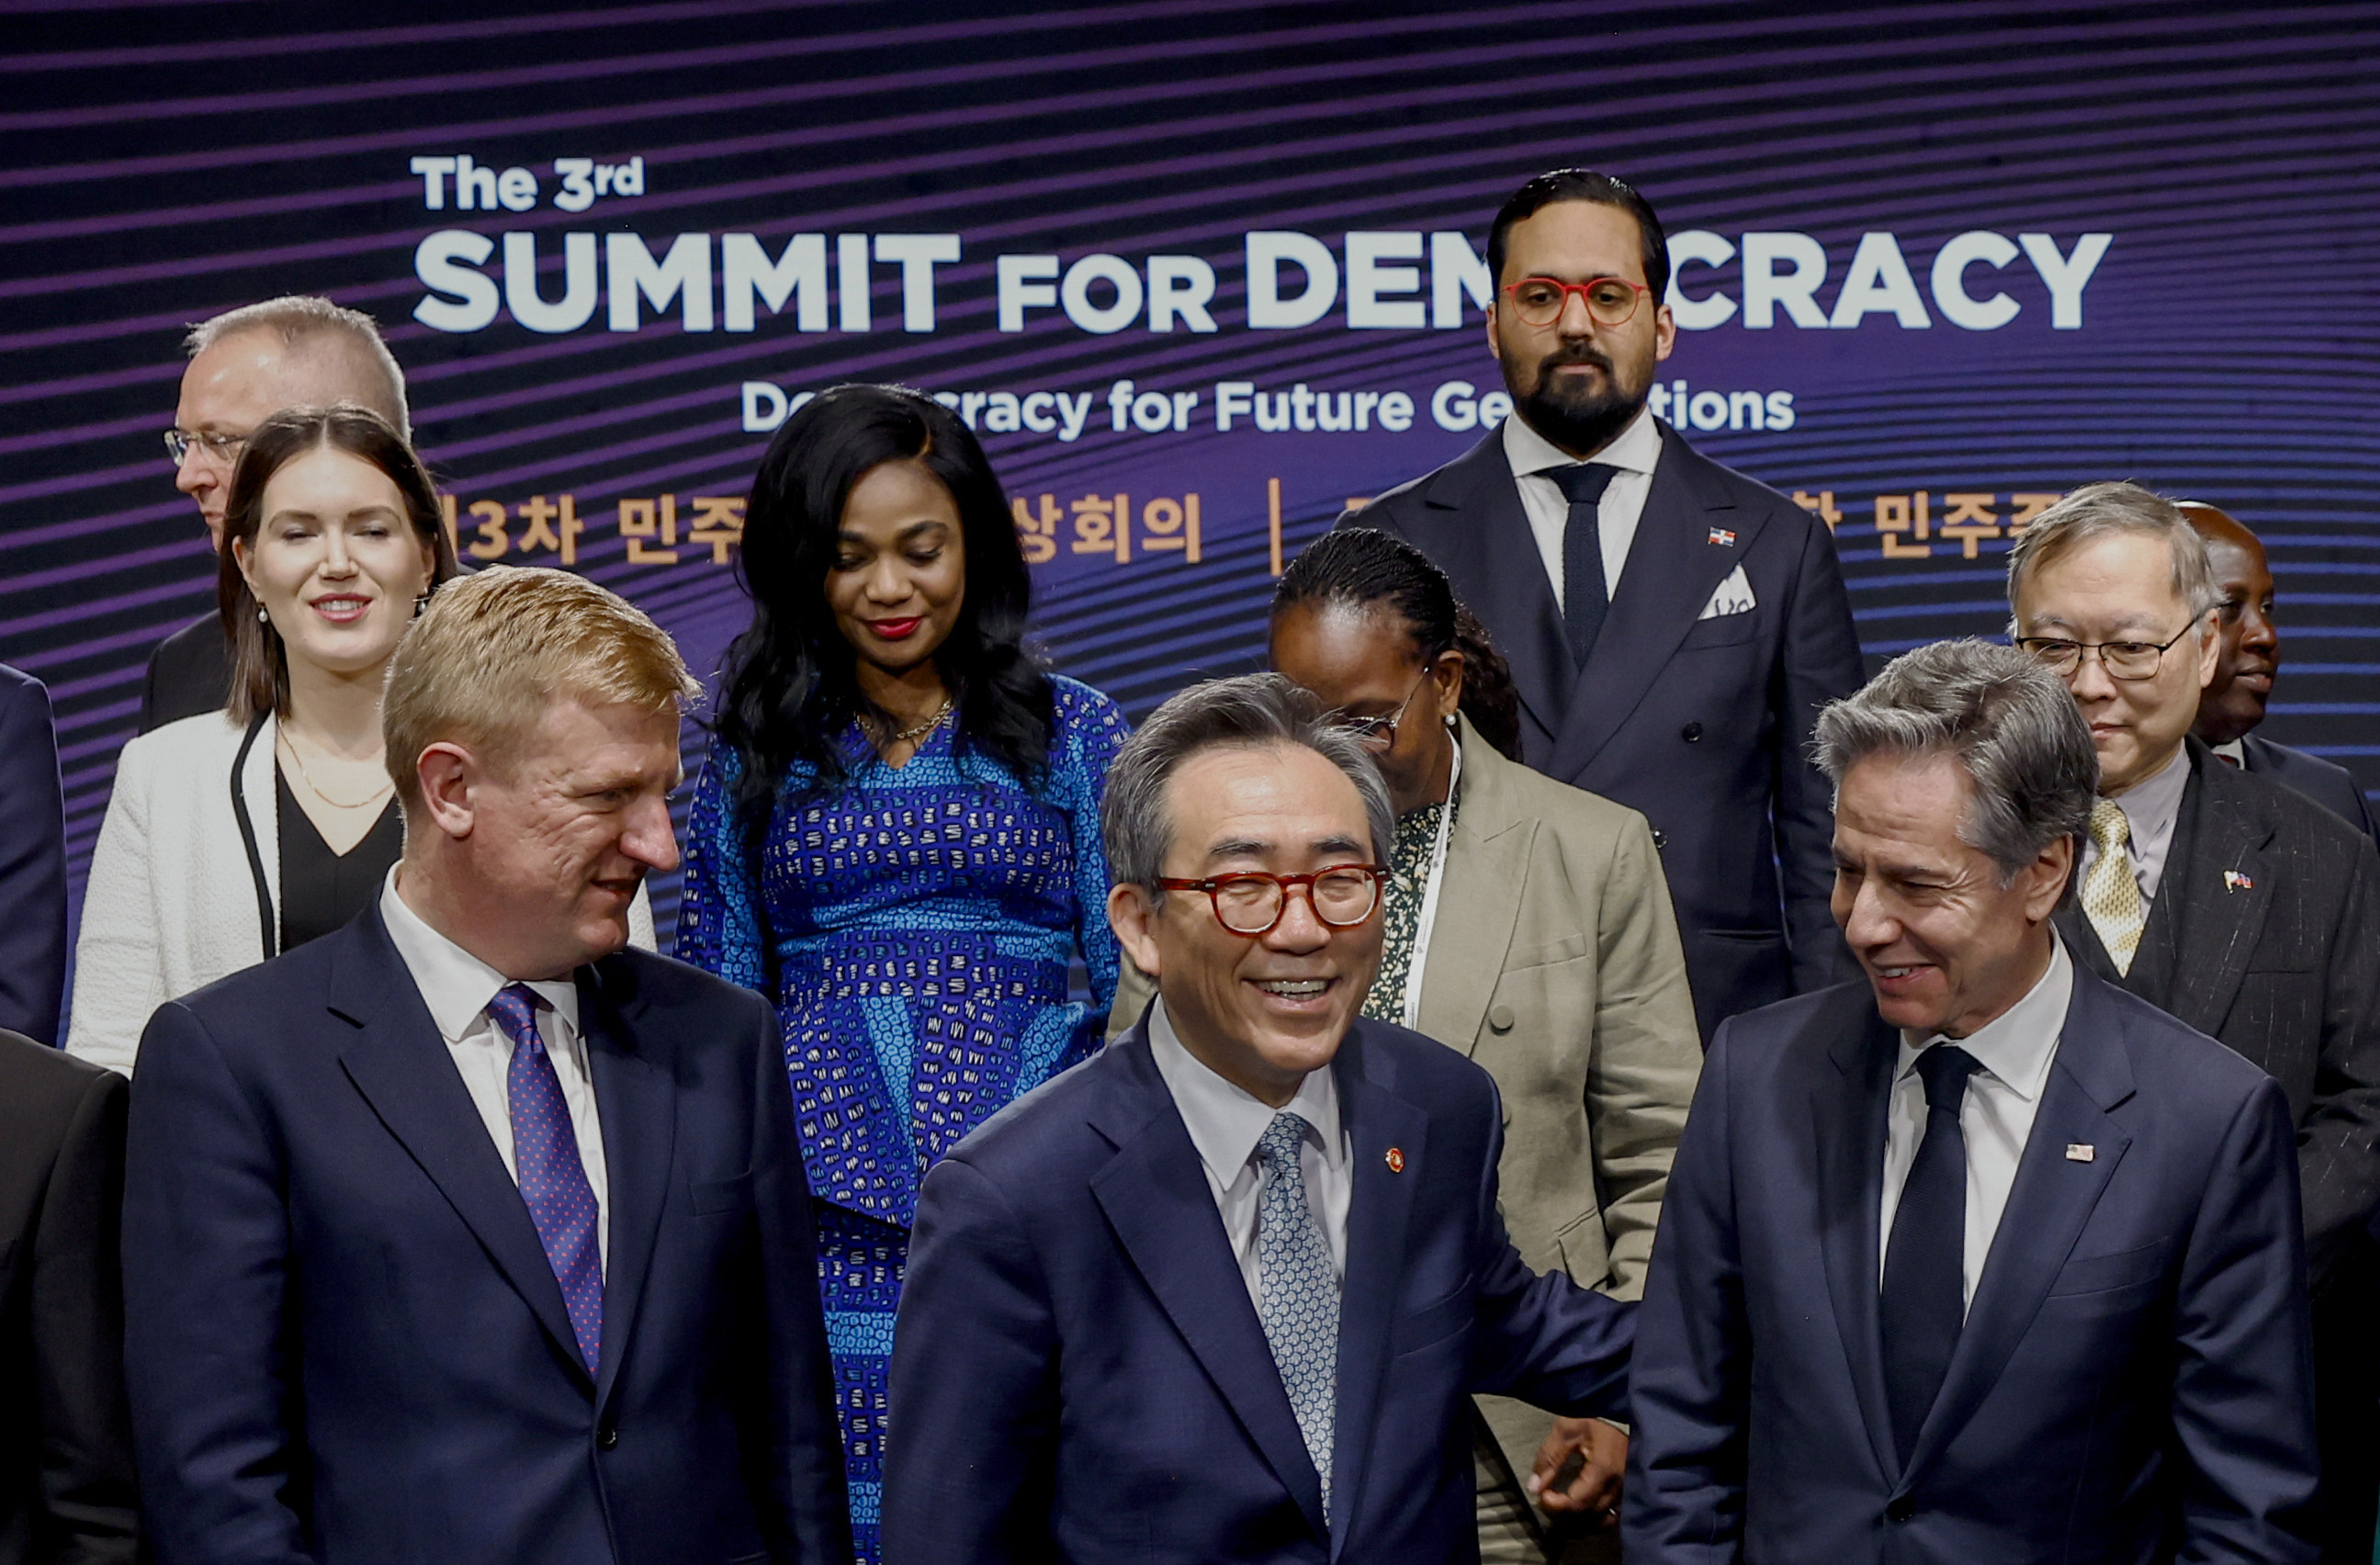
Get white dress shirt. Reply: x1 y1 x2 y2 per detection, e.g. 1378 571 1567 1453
1878 935 2074 1310
1146 999 1350 1311
2076 742 2192 906
1502 402 1664 611
379 871 611 1269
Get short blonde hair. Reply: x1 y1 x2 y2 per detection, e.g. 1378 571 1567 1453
383 566 699 812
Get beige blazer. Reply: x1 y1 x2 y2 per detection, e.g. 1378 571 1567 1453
1106 715 1700 1483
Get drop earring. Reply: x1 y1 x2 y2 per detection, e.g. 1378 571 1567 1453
256 606 268 624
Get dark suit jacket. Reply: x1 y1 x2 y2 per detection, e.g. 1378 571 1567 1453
0 1032 137 1565
2240 733 2379 848
882 1015 1634 1565
122 906 852 1565
136 614 232 735
0 668 65 1046
1344 421 1865 1042
2058 741 2380 1279
1626 974 2319 1564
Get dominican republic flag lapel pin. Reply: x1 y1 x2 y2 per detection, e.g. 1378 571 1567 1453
1708 527 1737 546
2224 870 2254 893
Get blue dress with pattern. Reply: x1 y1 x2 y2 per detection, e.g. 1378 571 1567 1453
674 675 1126 1562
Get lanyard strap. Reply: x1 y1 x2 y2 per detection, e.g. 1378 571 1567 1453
1399 728 1461 1030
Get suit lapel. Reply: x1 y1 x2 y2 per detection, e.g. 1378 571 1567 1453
2159 747 2275 1038
1088 1037 1328 1540
1415 727 1530 1055
1811 992 1900 1483
1418 435 1573 740
582 963 674 1409
1904 973 2133 1477
1325 1030 1428 1559
330 911 592 1388
1552 427 1766 780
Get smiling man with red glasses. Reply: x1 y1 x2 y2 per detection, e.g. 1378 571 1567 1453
885 673 1635 1565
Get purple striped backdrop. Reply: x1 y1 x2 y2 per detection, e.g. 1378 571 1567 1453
4 0 2374 949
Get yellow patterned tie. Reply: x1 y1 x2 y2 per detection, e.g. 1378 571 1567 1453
2083 799 2146 975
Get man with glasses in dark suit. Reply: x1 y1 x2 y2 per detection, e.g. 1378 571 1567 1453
2010 482 2380 1565
1343 169 1864 1044
144 296 412 731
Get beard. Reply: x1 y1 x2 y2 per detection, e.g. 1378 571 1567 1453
1507 347 1646 456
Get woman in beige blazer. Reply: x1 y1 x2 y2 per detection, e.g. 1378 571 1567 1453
1113 527 1702 1560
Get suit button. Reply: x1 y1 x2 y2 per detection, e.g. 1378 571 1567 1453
1682 723 1702 742
1651 828 1668 849
1487 1005 1516 1034
596 1423 618 1451
1886 1497 1915 1523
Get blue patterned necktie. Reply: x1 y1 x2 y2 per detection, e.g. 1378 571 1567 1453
1879 1043 1980 1468
1549 463 1617 666
488 983 603 1373
1255 1110 1339 1524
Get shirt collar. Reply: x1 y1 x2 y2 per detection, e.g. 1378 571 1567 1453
2104 739 2192 839
379 869 581 1042
1897 933 2073 1102
1502 400 1662 480
1146 998 1343 1185
2211 737 2247 767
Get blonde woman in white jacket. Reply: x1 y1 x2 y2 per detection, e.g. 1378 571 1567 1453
70 406 655 1074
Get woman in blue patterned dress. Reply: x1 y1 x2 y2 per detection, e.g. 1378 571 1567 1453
675 384 1127 1562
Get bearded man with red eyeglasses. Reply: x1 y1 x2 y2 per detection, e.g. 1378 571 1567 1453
1343 171 1865 1072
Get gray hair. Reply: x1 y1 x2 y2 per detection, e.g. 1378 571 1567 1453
186 295 410 441
1812 639 2096 885
1102 673 1393 894
2005 480 2220 627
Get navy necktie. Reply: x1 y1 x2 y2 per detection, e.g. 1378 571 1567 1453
488 984 603 1373
1548 464 1616 666
1880 1042 1980 1469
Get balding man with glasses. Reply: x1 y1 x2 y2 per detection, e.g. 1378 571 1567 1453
2011 481 2380 1565
884 673 1634 1565
145 296 412 731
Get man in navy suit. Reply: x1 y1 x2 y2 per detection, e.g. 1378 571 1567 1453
1343 169 1865 1043
122 568 851 1565
883 674 1634 1565
0 664 65 1045
2183 501 2379 844
1625 639 2319 1564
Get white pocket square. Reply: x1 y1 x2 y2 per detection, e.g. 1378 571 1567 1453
1698 565 1757 620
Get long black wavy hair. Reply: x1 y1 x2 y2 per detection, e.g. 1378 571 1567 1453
1271 527 1525 760
712 383 1051 832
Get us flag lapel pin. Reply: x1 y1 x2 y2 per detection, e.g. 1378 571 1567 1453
1708 527 1737 546
2224 870 2253 892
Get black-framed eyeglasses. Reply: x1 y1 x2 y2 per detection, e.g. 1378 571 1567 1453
1500 276 1649 329
164 427 248 467
1154 864 1388 936
2015 622 2198 681
1333 665 1437 753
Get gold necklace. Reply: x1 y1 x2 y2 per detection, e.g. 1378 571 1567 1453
277 728 393 810
882 696 953 749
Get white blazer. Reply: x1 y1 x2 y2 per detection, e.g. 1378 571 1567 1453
67 710 656 1075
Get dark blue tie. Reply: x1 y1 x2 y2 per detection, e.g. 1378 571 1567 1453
1880 1043 1980 1469
489 984 603 1373
1549 464 1616 666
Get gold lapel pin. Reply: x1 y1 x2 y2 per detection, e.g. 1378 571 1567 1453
1385 1147 1405 1174
2066 1143 2095 1162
